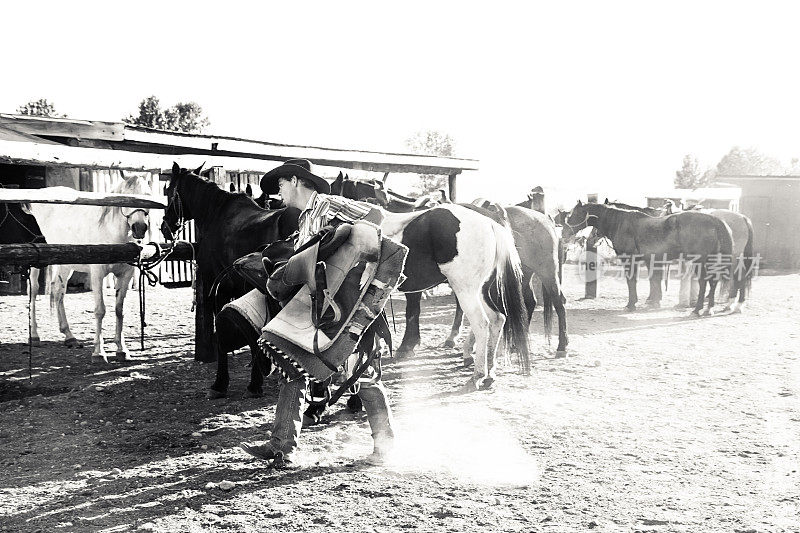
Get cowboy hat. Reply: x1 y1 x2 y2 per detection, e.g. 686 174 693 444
260 159 331 195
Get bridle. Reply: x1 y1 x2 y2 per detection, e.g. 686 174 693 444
164 185 186 241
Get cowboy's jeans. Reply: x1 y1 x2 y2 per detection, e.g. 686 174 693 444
268 374 394 457
268 375 307 455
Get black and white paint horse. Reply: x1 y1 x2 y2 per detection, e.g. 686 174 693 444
379 204 531 389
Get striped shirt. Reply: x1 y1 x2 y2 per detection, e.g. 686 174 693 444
296 192 375 250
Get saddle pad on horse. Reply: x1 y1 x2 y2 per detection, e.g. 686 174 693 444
259 222 408 382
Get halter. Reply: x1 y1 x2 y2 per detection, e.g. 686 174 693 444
120 207 150 220
564 211 598 231
0 203 45 242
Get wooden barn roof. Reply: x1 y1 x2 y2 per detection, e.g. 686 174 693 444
0 114 478 175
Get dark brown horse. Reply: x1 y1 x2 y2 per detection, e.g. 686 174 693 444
566 201 736 315
161 164 299 398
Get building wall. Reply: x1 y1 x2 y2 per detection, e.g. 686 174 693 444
724 178 800 269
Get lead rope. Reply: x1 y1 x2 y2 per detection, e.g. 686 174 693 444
26 267 32 382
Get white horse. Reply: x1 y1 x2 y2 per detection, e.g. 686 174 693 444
27 176 153 362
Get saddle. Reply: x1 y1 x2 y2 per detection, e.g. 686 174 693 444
258 221 408 382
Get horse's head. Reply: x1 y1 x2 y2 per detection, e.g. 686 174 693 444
161 162 202 241
112 174 153 241
0 200 45 245
565 200 600 232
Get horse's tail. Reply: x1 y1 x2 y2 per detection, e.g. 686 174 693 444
740 215 756 295
485 221 530 374
712 217 735 286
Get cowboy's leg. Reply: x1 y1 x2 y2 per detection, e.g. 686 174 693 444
268 374 308 456
357 359 395 461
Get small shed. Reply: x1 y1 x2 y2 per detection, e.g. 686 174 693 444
715 175 800 269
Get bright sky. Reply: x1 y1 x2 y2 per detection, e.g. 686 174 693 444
3 1 800 206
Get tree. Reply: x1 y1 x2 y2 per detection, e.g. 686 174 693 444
17 98 64 117
715 146 785 176
404 130 456 195
124 96 209 133
675 154 702 188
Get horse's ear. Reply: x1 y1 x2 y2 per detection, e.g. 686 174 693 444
604 198 610 204
577 200 583 206
194 163 205 175
172 162 180 176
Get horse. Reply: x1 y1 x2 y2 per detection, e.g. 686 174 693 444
0 196 45 245
332 180 532 385
331 173 432 212
26 176 152 361
380 204 531 389
677 208 755 313
447 199 568 357
565 201 736 315
161 163 299 398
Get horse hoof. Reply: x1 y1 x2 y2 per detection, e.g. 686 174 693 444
29 337 41 347
65 338 83 349
478 378 495 391
645 302 661 310
395 348 415 360
91 354 109 364
462 356 474 368
115 351 129 362
555 350 568 359
623 305 636 312
207 389 227 400
244 388 263 399
458 379 478 394
702 308 714 317
689 310 701 318
442 339 456 349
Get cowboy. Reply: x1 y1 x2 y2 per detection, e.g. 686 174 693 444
239 159 395 467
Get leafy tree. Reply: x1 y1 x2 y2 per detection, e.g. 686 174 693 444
715 146 785 176
675 154 703 188
17 98 65 117
124 96 209 133
404 130 456 195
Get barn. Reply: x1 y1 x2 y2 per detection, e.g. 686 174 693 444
1 113 478 292
715 175 800 269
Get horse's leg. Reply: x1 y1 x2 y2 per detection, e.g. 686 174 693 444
624 261 639 311
113 266 135 361
677 265 692 309
645 261 662 309
462 328 476 366
692 261 708 316
457 294 492 390
90 267 109 361
28 266 41 346
396 291 421 358
544 278 568 356
444 294 463 349
51 267 80 348
480 301 505 390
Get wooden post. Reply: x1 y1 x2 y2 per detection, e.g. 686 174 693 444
448 172 459 202
584 234 598 299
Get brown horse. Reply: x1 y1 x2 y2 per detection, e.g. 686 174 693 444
566 201 736 315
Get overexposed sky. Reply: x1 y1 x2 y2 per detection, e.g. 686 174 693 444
2 1 800 205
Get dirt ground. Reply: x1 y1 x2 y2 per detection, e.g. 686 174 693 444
0 267 798 533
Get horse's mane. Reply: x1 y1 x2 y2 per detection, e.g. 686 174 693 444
177 170 265 220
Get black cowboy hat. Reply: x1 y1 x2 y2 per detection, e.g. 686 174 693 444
260 159 331 195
